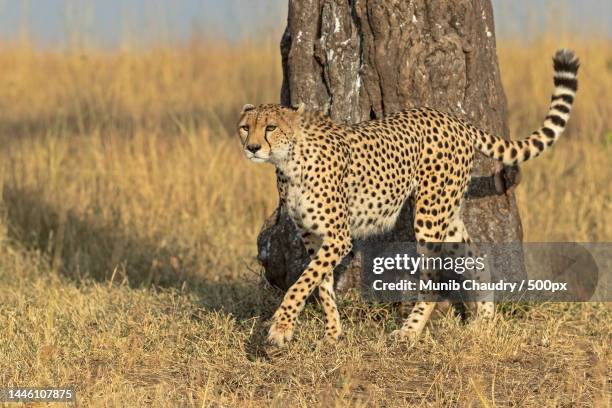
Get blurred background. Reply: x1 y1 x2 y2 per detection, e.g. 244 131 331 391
0 0 610 47
0 2 609 405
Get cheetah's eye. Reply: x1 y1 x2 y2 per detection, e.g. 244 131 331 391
266 125 277 132
239 125 249 132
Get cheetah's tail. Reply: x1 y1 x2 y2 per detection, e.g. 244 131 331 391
473 49 579 165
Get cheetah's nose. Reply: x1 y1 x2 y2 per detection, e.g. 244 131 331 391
246 144 261 154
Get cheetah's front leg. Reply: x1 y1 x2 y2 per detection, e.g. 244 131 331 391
299 231 342 344
268 234 352 347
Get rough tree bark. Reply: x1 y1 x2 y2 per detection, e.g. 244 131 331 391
258 0 525 292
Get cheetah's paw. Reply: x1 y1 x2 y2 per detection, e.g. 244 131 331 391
389 328 419 342
267 321 294 347
319 331 342 346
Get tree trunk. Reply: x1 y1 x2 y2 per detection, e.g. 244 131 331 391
259 0 525 292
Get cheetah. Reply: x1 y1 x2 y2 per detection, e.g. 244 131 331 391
238 50 579 347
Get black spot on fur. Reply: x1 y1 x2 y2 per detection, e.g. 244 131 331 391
542 127 556 138
532 139 545 151
551 94 574 104
546 115 566 128
551 104 570 114
523 149 531 161
554 77 578 92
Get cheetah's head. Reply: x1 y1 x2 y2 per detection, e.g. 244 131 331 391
237 103 304 164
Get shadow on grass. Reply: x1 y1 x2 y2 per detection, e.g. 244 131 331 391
1 186 278 355
8 187 496 359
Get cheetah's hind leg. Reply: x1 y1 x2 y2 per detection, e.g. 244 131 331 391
445 215 495 319
390 241 440 341
390 190 455 341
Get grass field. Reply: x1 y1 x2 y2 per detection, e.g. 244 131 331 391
0 36 610 406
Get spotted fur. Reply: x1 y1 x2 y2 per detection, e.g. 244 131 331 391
238 50 579 347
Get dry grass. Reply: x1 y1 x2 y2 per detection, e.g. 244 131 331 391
0 37 610 406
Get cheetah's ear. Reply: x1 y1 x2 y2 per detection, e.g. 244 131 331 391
293 102 305 114
241 104 255 114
